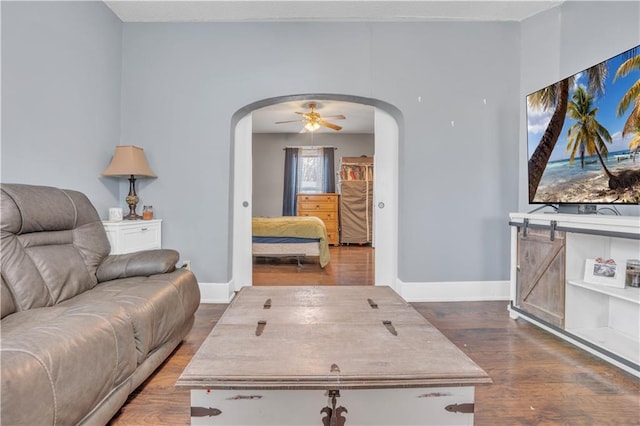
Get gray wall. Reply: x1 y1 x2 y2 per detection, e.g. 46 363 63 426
1 1 123 216
118 21 521 283
252 133 374 217
519 1 640 215
2 2 638 285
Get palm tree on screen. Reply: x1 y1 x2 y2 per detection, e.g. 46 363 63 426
528 64 607 200
627 126 640 161
614 50 640 143
565 85 614 178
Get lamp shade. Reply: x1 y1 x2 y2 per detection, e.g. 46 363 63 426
102 145 156 177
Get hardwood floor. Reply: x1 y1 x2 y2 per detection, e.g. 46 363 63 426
109 247 639 425
253 245 375 286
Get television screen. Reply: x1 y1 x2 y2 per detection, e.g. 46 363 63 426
527 45 640 205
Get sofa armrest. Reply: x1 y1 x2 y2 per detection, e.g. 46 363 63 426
96 249 180 282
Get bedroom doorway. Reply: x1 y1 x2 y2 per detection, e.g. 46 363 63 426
232 95 399 294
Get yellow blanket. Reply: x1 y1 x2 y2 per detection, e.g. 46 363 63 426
252 216 330 267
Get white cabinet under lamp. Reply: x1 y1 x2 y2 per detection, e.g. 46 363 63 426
102 219 162 254
508 213 640 378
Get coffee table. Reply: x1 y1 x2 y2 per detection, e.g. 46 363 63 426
177 286 491 425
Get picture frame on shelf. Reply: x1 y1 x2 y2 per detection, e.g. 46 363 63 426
584 258 626 288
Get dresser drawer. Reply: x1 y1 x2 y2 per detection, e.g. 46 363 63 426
103 219 162 254
121 223 161 253
298 194 338 204
297 210 338 222
298 202 336 212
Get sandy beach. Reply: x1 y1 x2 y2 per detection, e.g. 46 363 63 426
535 169 640 203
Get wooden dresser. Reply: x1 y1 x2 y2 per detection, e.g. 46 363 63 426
297 193 339 245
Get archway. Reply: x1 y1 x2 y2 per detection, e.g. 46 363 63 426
231 94 401 295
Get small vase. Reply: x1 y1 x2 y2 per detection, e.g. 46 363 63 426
142 205 154 220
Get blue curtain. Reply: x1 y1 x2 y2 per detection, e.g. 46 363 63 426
282 147 300 216
322 147 335 193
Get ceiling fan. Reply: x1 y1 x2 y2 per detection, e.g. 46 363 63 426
275 103 346 132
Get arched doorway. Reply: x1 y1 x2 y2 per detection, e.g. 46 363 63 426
231 94 400 295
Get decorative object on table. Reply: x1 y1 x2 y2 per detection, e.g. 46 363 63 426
142 205 154 220
584 258 626 288
102 145 156 220
626 259 640 288
108 207 123 221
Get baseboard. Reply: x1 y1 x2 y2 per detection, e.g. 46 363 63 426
198 282 233 303
199 280 510 304
399 280 510 302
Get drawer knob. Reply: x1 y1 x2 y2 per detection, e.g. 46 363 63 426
141 228 148 231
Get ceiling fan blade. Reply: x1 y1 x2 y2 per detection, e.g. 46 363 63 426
275 119 304 124
318 120 342 131
321 114 346 120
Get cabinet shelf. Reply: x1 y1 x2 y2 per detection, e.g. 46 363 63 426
568 280 640 305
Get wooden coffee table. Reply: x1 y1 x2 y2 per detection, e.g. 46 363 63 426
177 286 491 425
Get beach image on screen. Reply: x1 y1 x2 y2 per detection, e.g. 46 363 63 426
527 45 640 204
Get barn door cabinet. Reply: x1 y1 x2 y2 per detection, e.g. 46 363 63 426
509 213 639 378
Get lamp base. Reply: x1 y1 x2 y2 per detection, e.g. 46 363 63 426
125 175 141 220
124 213 142 220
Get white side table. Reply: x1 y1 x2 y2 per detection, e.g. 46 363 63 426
102 219 162 254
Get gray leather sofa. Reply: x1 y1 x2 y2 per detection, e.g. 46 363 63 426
0 183 201 425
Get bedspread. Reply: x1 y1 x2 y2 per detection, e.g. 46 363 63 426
252 216 330 267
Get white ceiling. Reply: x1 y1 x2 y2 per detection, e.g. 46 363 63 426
104 0 563 133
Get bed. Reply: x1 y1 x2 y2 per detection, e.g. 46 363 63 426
252 216 330 268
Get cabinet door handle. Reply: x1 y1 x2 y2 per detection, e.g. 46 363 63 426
140 228 148 231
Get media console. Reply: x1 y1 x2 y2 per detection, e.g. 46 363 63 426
508 212 639 378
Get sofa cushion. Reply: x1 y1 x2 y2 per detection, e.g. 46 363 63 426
1 184 111 311
1 276 16 318
1 303 137 426
61 269 200 365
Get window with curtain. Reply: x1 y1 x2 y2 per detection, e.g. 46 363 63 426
282 147 335 215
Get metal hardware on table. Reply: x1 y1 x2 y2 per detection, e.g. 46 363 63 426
190 406 222 417
255 320 267 336
321 390 347 426
383 320 398 336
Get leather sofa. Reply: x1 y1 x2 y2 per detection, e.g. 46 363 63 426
1 183 201 425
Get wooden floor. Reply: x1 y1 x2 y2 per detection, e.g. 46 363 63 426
252 245 375 286
109 246 640 425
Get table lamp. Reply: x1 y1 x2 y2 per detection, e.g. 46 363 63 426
102 145 156 220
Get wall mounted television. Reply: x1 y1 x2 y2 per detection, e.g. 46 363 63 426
527 44 640 207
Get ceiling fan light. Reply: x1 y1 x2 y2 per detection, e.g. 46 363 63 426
305 121 321 132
